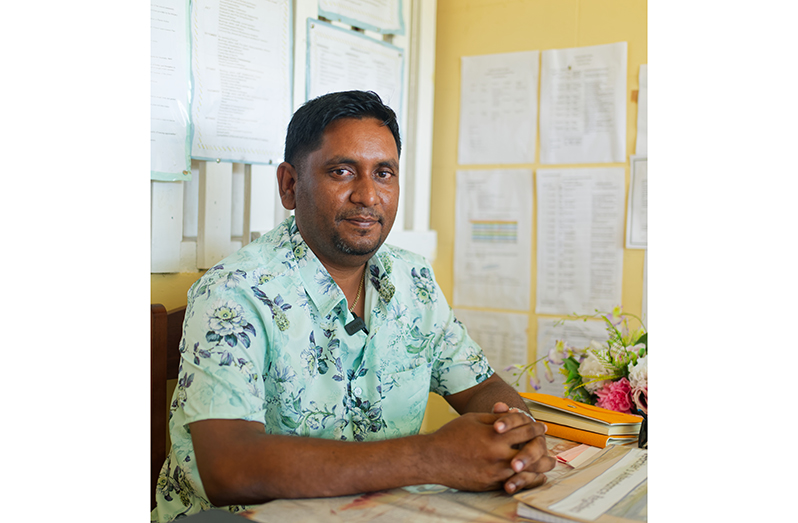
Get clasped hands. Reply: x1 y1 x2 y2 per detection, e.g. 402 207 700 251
432 401 556 495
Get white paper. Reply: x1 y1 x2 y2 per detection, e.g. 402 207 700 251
635 65 647 155
535 317 608 397
540 42 627 164
151 0 191 181
318 0 403 34
548 448 647 520
567 446 603 469
307 20 404 119
190 0 292 164
626 156 647 249
454 309 528 392
458 51 540 165
536 168 625 315
453 170 532 310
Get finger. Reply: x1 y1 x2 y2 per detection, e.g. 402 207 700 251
494 413 546 436
492 401 510 414
509 437 557 474
503 471 548 494
465 412 503 425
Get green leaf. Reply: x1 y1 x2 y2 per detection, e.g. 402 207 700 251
281 415 299 429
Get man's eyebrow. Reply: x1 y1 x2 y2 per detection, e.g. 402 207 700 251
323 156 399 170
376 159 400 170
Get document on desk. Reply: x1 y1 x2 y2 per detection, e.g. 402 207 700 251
151 0 191 181
458 50 540 165
536 168 625 315
190 0 292 164
535 318 608 398
454 309 528 391
318 0 403 34
635 65 647 156
540 42 627 165
516 445 647 523
626 156 647 249
307 20 404 120
453 169 532 310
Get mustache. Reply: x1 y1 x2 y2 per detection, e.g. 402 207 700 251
336 209 384 224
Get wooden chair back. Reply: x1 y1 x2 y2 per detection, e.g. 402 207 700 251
151 304 186 510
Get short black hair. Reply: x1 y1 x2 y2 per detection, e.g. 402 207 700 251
283 90 401 171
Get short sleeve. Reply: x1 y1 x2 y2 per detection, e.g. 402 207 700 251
176 278 270 426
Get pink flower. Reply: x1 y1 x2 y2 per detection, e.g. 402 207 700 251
631 385 647 415
595 377 633 414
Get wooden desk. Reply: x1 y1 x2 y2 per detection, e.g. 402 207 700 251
239 436 582 523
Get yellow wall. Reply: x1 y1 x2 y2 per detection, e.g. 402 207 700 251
151 272 205 311
421 0 647 431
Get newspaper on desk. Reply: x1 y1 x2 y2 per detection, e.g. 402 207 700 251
514 445 647 523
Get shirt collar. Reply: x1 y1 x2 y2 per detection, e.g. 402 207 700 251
285 216 396 320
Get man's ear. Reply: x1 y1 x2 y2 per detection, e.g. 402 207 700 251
276 162 298 210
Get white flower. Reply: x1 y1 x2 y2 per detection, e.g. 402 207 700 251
206 301 247 336
628 355 648 389
578 350 612 393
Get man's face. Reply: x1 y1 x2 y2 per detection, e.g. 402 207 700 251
290 117 399 270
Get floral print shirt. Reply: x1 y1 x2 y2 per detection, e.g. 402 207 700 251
152 216 493 522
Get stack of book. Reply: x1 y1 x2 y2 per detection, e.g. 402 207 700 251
519 392 643 448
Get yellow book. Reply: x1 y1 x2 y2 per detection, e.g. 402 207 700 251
519 392 642 436
541 421 638 449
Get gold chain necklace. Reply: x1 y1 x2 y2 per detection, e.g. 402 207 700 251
348 272 365 313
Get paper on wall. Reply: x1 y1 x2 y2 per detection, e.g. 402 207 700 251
318 0 404 34
307 19 404 122
635 64 647 155
453 169 532 310
458 50 540 165
190 0 292 164
626 156 647 249
642 252 647 324
536 168 625 315
454 309 528 392
540 42 627 164
151 0 191 181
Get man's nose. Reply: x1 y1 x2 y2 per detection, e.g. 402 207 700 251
351 174 379 207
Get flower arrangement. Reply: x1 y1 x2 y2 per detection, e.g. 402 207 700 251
508 306 647 415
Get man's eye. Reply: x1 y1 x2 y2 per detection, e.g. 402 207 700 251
331 168 351 176
376 170 394 179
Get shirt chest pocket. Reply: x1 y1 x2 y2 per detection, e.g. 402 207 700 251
379 362 432 436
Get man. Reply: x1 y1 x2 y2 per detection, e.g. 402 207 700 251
152 91 555 522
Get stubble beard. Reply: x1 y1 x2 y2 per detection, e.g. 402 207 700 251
332 209 390 257
332 231 382 257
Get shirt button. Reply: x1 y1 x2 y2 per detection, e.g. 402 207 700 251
354 387 363 396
